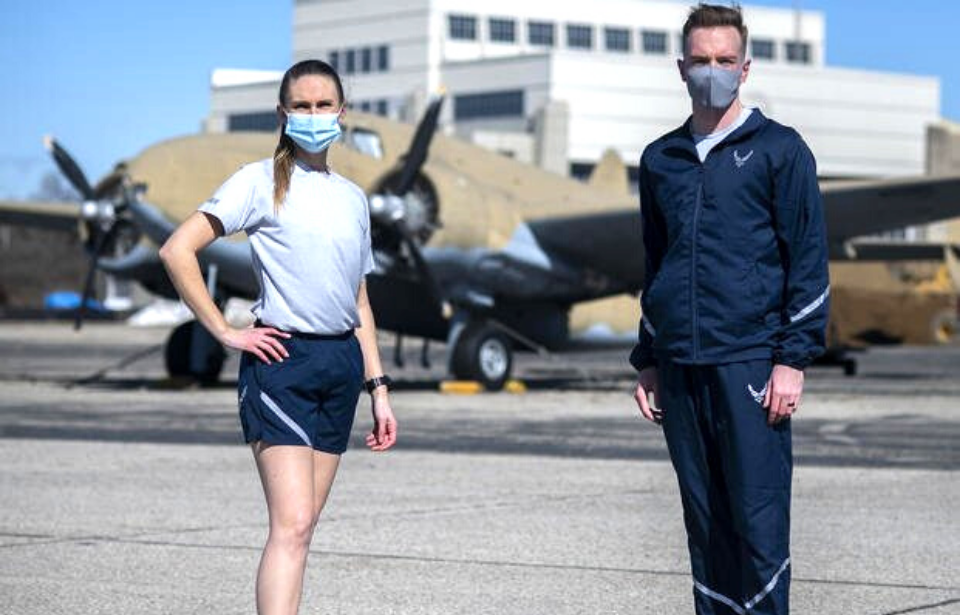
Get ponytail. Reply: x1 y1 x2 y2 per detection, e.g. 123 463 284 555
273 133 297 212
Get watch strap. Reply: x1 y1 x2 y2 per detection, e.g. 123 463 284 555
364 375 392 393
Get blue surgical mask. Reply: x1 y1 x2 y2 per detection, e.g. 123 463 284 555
685 64 743 109
283 111 342 153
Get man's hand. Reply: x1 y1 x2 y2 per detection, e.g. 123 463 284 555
366 391 397 451
633 367 662 424
763 364 804 425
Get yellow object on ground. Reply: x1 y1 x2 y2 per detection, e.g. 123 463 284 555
439 379 528 394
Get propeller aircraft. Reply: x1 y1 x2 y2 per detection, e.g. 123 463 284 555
2 97 960 389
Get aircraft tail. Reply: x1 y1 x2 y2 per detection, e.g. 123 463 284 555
588 149 630 196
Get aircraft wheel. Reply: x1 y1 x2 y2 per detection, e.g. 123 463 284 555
165 320 226 384
451 324 512 391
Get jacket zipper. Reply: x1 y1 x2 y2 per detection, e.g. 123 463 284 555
691 180 703 359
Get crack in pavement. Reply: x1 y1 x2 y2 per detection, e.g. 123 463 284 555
879 598 960 615
6 533 956 595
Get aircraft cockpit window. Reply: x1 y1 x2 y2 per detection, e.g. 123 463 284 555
344 127 384 159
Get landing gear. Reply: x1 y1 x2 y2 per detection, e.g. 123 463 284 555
164 320 225 384
450 322 513 391
842 358 858 377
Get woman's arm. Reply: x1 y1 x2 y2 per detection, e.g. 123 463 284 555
158 211 289 364
355 280 397 451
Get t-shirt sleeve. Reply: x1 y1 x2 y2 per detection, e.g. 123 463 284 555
197 165 263 235
360 194 375 276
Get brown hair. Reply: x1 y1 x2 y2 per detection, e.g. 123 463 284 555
681 3 748 58
273 59 345 210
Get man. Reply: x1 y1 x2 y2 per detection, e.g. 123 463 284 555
630 4 828 614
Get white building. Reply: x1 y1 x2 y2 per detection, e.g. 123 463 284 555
207 0 941 182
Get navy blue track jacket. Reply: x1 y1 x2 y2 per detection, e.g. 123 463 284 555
630 110 830 371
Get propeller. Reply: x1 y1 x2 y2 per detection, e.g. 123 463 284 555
74 222 123 330
369 96 445 247
44 136 95 201
43 136 139 329
392 95 444 197
367 96 447 314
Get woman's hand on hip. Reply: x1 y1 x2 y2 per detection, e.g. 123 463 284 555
366 392 397 452
220 326 291 364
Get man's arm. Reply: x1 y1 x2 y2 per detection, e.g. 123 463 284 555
772 138 830 370
631 153 667 423
629 154 667 373
767 137 830 423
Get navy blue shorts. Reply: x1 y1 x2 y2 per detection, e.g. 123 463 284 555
237 330 364 455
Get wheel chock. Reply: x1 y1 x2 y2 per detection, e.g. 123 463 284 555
504 379 527 393
439 379 528 394
440 380 484 394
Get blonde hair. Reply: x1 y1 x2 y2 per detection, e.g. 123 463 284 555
272 134 297 213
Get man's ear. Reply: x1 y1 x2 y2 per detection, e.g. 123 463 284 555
677 57 687 82
740 58 751 84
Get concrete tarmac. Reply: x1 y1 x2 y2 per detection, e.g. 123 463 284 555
0 322 957 614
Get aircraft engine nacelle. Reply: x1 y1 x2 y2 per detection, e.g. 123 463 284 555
369 173 440 255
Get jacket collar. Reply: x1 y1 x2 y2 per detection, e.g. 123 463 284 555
664 108 768 158
684 107 767 144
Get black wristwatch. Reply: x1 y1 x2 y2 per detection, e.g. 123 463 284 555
364 375 392 394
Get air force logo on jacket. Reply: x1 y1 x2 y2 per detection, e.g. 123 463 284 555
630 110 830 372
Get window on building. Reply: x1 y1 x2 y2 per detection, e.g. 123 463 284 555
454 90 524 120
785 41 811 64
359 100 371 112
328 50 340 72
528 21 555 46
377 45 390 71
376 99 389 116
228 111 277 132
567 24 593 49
605 27 631 52
489 18 516 43
345 49 356 73
751 39 775 60
449 14 477 40
361 47 372 73
642 30 668 54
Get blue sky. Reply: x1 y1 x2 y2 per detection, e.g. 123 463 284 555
1 0 956 199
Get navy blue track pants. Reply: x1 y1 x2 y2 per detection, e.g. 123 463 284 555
659 359 792 615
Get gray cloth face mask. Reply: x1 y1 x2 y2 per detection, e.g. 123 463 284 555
685 64 743 109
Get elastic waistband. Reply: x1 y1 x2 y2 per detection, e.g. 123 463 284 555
255 321 354 341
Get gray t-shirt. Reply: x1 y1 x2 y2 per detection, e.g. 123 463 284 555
199 158 375 334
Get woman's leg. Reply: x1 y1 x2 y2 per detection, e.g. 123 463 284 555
252 442 317 615
312 451 341 520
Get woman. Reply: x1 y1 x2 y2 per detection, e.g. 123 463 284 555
159 59 397 615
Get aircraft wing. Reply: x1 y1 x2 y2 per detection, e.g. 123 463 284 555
503 173 960 304
0 200 78 232
842 239 960 262
517 174 960 291
823 175 960 256
522 210 644 291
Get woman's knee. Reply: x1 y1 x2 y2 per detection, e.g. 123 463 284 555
270 507 316 549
